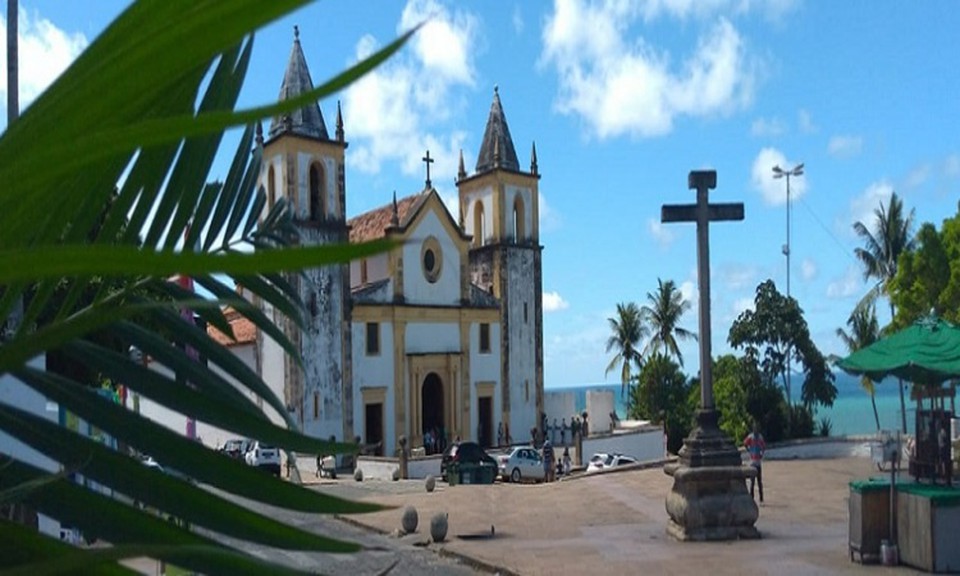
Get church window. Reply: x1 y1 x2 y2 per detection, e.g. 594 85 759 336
360 259 368 285
313 391 319 420
267 165 276 208
366 322 380 356
309 162 325 221
479 323 491 354
421 236 442 283
513 195 525 242
525 379 530 403
524 302 528 324
473 200 485 247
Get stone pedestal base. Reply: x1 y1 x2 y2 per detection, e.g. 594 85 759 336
663 409 760 541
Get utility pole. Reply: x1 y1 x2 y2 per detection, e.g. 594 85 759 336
772 163 804 401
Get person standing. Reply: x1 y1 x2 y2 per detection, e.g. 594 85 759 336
542 439 555 482
560 418 568 446
743 424 766 503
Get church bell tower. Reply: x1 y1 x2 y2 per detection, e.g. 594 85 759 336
457 86 544 446
256 26 353 444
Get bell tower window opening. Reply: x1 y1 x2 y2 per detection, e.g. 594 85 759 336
267 165 276 209
309 162 325 221
473 200 485 247
513 195 525 242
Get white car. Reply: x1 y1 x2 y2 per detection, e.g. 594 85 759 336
498 446 546 483
586 453 638 473
244 441 281 476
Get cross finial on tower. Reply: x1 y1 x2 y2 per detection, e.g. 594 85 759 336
294 25 299 41
255 120 264 146
530 141 538 175
422 150 434 189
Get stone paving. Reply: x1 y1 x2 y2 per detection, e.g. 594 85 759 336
320 445 926 576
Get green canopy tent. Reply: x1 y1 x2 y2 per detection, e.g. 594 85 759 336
836 316 960 385
837 315 957 483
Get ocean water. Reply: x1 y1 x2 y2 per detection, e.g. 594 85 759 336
547 372 920 437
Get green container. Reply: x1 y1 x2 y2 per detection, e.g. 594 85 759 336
447 463 460 486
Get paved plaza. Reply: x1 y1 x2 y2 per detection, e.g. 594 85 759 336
318 445 925 575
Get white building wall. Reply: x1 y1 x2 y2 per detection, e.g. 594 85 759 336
0 355 60 538
350 253 390 288
405 323 460 354
351 321 395 450
544 390 576 423
402 210 461 306
469 321 501 445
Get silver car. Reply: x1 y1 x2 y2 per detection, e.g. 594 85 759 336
497 446 546 483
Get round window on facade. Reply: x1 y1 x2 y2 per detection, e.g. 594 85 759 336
421 236 442 283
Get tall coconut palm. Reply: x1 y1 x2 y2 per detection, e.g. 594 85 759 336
6 0 17 126
605 302 647 398
853 191 916 433
640 278 697 366
836 304 881 431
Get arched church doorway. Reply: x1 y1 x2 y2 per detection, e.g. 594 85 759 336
422 372 445 454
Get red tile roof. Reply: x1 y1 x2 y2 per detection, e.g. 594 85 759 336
207 307 256 347
348 193 425 243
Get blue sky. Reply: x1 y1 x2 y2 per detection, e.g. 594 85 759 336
3 1 960 388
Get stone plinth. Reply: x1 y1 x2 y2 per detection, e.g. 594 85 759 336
664 409 760 541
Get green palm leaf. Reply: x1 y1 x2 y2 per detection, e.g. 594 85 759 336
0 0 415 573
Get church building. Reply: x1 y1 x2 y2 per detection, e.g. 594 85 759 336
252 29 544 455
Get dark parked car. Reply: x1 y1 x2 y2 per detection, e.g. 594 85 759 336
441 442 497 483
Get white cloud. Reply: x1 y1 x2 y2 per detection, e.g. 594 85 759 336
679 280 696 304
512 5 524 34
943 154 960 179
543 291 569 312
716 263 757 291
849 180 894 233
751 147 807 205
344 0 477 181
826 265 862 299
903 163 931 189
751 116 784 137
540 1 757 139
0 8 87 121
648 217 675 248
634 0 799 22
800 258 817 281
827 135 863 158
797 109 817 133
539 192 562 232
732 296 754 316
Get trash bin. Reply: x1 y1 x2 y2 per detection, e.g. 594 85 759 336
447 463 460 486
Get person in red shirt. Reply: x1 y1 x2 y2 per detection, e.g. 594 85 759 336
743 423 766 503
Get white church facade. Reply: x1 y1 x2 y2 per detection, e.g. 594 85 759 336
225 30 545 456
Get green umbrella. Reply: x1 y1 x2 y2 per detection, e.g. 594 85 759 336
837 316 960 384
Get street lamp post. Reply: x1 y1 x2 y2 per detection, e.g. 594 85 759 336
772 162 803 402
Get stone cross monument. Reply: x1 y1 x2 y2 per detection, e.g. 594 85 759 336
660 170 759 541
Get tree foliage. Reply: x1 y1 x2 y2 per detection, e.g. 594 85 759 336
627 353 694 454
853 191 916 314
712 354 789 443
890 205 960 327
728 280 837 409
605 302 647 397
640 278 697 366
0 1 413 573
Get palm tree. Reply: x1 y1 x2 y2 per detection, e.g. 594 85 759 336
853 191 916 433
605 302 647 398
836 304 881 431
641 278 697 366
6 0 17 125
0 3 412 572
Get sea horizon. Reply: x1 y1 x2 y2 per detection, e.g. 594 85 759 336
546 372 924 437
